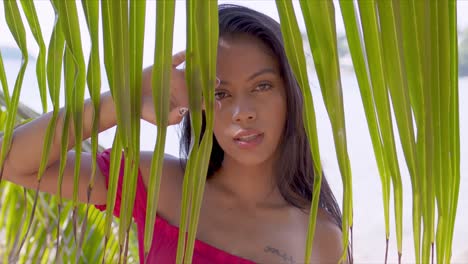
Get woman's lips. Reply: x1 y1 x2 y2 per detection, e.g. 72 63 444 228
233 133 264 149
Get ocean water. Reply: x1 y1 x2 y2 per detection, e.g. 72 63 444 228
2 51 468 263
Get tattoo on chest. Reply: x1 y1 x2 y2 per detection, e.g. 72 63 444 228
264 245 297 264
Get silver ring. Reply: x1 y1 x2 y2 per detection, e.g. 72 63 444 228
178 107 189 116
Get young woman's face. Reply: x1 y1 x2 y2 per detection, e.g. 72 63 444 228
213 35 287 166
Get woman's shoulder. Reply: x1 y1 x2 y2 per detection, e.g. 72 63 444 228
138 151 186 218
308 207 344 263
256 205 343 263
138 151 185 186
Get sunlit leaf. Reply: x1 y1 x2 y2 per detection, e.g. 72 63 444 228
144 1 174 261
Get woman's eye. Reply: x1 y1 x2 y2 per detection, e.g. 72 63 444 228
215 90 229 100
255 83 273 92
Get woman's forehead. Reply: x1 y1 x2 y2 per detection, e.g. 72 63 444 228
218 34 276 56
216 36 279 73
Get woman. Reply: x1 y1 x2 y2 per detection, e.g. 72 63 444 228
2 4 348 263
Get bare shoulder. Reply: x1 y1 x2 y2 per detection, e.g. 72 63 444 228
138 151 185 185
255 206 345 264
310 208 344 263
138 151 185 219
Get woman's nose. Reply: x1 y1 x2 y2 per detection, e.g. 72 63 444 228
232 99 256 124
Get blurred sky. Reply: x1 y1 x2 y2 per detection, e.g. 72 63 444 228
2 1 467 59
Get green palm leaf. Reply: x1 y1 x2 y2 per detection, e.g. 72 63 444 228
176 1 203 261
180 1 218 263
0 52 10 107
118 1 145 262
299 2 354 262
338 3 392 261
0 0 29 186
82 0 101 208
274 1 325 263
19 0 47 113
144 0 175 260
446 2 460 263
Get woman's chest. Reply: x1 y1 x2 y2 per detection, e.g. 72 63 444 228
194 203 309 263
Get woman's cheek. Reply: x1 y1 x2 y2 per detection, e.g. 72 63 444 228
213 109 226 139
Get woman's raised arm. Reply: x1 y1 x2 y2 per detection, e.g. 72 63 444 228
0 51 189 205
1 91 117 204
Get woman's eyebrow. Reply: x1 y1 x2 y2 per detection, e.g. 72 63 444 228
219 68 277 85
247 68 277 81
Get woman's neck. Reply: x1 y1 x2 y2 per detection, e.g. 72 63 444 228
208 156 288 210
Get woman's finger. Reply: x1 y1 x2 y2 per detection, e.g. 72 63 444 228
172 50 186 67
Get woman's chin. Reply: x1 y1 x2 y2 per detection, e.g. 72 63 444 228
227 153 273 167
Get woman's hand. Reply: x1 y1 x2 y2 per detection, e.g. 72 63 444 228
141 51 189 126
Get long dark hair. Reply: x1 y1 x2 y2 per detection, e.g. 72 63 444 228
180 4 350 259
